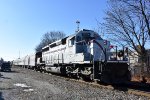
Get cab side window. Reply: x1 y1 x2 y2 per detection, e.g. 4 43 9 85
69 37 75 46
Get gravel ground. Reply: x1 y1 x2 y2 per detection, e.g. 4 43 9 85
0 66 149 100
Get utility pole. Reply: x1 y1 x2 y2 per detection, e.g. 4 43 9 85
19 51 20 59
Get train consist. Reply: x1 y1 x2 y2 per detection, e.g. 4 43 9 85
13 29 130 83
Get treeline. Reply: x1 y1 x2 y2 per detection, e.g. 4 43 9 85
35 31 66 52
0 58 4 65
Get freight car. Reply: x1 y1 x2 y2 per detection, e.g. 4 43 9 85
13 29 131 83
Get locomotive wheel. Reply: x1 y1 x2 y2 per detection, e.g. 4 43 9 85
76 74 80 79
67 73 71 77
79 74 94 81
79 75 85 80
89 74 94 81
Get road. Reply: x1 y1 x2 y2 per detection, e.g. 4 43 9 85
0 66 149 100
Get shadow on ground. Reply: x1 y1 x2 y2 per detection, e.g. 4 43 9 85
0 92 4 100
112 81 150 92
128 81 150 92
0 76 11 80
0 70 19 73
0 73 11 80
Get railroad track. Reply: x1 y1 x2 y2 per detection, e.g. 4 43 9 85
19 66 150 98
61 77 150 98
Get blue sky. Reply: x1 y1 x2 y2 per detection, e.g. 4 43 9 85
0 0 107 61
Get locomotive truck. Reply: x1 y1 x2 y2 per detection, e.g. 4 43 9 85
13 29 131 83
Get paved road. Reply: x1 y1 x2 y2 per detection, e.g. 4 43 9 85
0 66 149 100
0 67 63 100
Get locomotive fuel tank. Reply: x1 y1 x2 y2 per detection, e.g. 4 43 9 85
45 67 61 74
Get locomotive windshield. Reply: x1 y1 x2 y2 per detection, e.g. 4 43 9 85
76 33 92 42
82 33 92 42
76 32 102 43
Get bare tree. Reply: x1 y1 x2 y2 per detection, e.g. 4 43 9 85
35 31 66 52
103 0 150 61
0 58 4 66
102 0 150 80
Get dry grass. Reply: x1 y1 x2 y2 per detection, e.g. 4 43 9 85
131 75 150 83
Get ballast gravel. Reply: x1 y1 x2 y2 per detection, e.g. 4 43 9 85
0 66 149 100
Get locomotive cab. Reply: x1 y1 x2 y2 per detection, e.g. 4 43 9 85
69 29 130 83
75 29 110 62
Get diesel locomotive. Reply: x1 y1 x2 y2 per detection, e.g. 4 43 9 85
13 29 131 83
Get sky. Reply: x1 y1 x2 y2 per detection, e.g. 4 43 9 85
0 0 107 61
